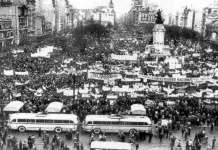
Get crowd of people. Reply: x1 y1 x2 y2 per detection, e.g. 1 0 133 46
0 26 218 150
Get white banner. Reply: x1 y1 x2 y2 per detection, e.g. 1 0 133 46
140 75 192 82
63 90 78 96
88 72 122 80
4 70 14 76
139 75 213 83
111 54 137 61
15 80 30 86
15 71 29 75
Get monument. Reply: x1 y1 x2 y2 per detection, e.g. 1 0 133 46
144 9 171 63
153 9 165 52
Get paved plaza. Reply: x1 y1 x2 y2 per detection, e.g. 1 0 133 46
2 126 217 150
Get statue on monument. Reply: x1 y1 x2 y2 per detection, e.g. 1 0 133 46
155 9 164 24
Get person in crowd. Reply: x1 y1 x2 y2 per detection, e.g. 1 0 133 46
75 132 79 142
1 28 218 150
148 130 153 143
181 127 185 137
210 122 214 133
38 128 41 137
212 136 216 150
19 140 22 150
205 134 209 144
89 135 94 146
60 141 64 150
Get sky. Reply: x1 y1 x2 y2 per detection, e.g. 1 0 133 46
69 0 216 17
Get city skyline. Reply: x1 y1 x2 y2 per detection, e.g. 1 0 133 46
69 0 217 17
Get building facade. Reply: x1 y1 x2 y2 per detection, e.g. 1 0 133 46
202 4 218 36
0 16 14 47
74 0 115 27
128 0 157 26
164 6 202 33
0 0 72 45
205 20 218 42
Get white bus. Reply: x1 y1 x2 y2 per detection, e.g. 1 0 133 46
83 115 152 134
7 113 78 133
90 141 132 150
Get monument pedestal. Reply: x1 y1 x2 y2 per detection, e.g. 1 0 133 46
153 24 165 52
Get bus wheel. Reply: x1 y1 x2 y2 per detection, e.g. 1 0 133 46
93 128 101 134
129 129 137 135
18 126 26 132
55 127 62 133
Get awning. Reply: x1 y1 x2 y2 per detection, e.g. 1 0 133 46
131 104 146 115
45 102 63 113
3 101 24 112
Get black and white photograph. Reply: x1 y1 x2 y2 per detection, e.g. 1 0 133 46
0 0 218 150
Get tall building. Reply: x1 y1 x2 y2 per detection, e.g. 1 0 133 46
0 0 72 46
127 0 157 26
166 6 201 33
0 16 14 47
74 0 116 27
0 0 23 45
202 3 218 36
205 20 218 42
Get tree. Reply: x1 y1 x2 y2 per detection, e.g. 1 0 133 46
107 22 113 31
164 25 203 46
84 22 109 41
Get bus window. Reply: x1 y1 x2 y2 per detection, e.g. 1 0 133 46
93 121 102 124
120 122 128 125
101 121 107 125
54 120 63 123
69 120 74 124
111 121 119 125
11 119 16 122
18 119 27 122
63 120 70 123
45 120 53 123
36 119 45 123
106 121 111 125
27 119 35 123
86 121 92 125
138 122 144 125
128 122 138 125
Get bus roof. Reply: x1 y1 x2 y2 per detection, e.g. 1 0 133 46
85 115 151 123
90 141 131 150
10 113 78 122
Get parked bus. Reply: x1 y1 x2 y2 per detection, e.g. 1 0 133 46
83 115 152 134
90 141 132 150
7 113 78 133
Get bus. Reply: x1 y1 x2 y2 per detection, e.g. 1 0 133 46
90 141 132 150
7 113 78 133
83 115 151 134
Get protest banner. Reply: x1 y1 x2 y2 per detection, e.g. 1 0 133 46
4 70 14 76
139 75 213 83
111 54 138 61
139 75 192 82
15 71 29 75
88 72 122 80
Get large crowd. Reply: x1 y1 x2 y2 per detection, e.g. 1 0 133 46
0 27 218 150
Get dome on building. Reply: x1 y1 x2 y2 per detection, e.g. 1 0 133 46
109 0 114 8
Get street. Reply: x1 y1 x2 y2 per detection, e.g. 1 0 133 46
3 126 218 150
